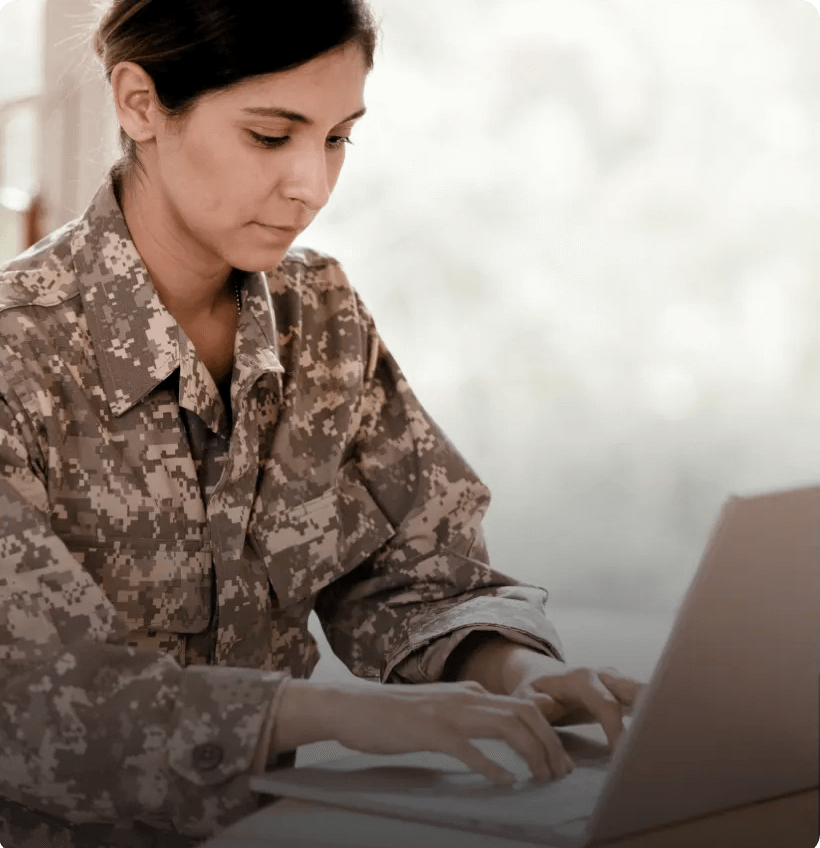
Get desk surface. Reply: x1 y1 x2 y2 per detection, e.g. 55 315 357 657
199 789 818 848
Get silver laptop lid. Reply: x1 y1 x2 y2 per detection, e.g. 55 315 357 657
589 486 819 844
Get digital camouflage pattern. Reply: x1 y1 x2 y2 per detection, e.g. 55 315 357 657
0 170 564 847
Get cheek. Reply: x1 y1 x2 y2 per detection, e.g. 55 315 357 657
166 131 252 219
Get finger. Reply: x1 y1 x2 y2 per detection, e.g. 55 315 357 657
597 666 624 678
452 698 555 782
529 678 593 725
493 711 555 782
597 670 645 713
595 667 637 690
448 737 518 787
527 690 559 723
567 670 626 751
514 699 575 779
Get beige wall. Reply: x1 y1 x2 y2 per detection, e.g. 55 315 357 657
39 0 118 233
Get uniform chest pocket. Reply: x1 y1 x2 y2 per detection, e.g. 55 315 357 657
249 469 396 607
65 538 213 633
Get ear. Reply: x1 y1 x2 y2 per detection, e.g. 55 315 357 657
110 61 162 147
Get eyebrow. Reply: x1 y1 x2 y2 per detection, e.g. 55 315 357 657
241 106 367 125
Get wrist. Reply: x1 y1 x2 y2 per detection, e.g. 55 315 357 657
268 677 378 760
456 635 565 694
497 647 565 694
268 678 331 757
453 633 521 692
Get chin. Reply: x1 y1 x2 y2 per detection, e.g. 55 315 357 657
229 245 292 273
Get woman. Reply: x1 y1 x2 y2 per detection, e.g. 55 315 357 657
0 1 643 846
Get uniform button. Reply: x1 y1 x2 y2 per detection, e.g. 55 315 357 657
192 743 224 771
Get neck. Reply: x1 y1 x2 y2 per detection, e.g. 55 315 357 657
118 166 234 321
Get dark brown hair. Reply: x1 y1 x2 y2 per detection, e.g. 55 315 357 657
92 0 379 164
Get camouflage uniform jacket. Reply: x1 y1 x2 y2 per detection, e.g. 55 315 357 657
0 170 564 847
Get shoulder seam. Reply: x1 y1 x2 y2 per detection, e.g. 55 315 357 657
0 286 80 316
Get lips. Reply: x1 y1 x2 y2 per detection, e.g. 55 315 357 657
256 222 302 234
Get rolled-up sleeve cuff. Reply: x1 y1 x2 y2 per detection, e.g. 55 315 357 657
381 587 565 683
168 665 289 786
162 665 293 838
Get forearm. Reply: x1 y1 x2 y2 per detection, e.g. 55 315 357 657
448 632 566 693
268 677 380 758
269 678 331 755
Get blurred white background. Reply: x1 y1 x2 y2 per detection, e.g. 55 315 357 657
1 0 818 684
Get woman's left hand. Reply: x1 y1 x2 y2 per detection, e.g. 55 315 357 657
508 659 645 751
457 636 646 751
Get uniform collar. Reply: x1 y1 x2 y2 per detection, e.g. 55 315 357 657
70 168 284 418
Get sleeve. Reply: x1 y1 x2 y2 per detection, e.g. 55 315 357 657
314 293 565 685
0 389 290 841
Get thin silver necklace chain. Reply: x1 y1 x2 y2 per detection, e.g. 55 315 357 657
232 276 242 314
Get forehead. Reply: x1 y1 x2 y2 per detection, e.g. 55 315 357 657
207 44 369 118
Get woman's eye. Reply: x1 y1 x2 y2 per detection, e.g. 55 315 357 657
248 131 353 151
326 136 353 150
249 131 288 149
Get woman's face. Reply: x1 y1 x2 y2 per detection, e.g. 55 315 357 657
143 42 368 273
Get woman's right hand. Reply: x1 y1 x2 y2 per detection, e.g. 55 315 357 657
269 678 576 785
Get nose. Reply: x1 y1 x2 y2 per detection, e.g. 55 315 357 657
279 142 332 212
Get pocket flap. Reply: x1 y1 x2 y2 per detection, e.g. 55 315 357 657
252 490 342 606
251 467 396 606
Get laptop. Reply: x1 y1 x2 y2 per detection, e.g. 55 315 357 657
251 486 819 846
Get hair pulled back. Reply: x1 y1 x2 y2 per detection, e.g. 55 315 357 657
92 0 378 164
